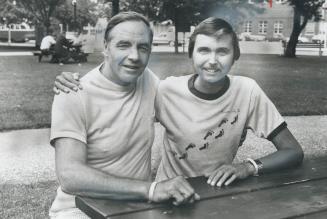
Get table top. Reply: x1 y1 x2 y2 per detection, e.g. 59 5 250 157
76 156 327 219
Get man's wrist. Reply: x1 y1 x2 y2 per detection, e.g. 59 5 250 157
254 159 264 175
244 160 257 176
246 158 264 176
148 181 158 202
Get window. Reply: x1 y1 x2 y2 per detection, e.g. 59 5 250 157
244 21 252 33
258 21 268 34
304 22 314 35
274 21 283 34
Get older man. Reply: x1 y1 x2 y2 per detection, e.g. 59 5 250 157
50 12 198 219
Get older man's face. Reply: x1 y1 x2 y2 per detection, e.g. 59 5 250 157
104 21 152 86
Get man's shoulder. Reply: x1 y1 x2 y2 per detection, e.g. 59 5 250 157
143 67 159 84
159 74 191 91
79 67 102 86
230 75 258 90
53 68 100 104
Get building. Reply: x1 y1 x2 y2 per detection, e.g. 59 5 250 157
238 0 326 41
238 0 293 40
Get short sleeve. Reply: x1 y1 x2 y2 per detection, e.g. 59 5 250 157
246 82 285 140
50 91 87 146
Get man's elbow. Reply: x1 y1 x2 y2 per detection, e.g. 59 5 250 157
291 147 304 167
57 167 83 195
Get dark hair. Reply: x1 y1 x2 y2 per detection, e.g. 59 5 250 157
104 11 153 43
188 17 240 61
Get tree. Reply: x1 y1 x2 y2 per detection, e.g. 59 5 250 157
55 0 98 32
0 0 32 25
120 0 162 19
101 0 262 53
157 0 262 53
284 0 324 57
13 0 66 33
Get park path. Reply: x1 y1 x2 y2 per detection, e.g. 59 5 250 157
0 115 326 184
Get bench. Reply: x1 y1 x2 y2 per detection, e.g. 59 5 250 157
33 50 55 62
282 41 325 56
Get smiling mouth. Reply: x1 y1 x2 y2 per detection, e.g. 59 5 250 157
203 68 220 73
123 65 141 70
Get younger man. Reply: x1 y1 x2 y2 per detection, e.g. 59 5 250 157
154 17 303 185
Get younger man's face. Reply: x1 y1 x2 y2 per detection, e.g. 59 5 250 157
104 20 152 86
192 33 234 85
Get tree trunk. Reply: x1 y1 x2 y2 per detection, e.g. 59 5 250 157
43 19 51 35
284 7 308 57
174 9 179 54
112 0 119 16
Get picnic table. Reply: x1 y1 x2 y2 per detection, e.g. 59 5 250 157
76 156 327 219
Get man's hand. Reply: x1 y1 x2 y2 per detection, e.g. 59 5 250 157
152 176 200 206
54 72 82 94
206 163 255 187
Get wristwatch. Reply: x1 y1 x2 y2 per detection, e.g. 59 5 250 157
254 159 264 175
246 158 264 176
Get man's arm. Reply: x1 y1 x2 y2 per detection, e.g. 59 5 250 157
55 137 200 204
256 127 304 173
206 127 304 187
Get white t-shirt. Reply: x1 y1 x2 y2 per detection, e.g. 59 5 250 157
40 35 56 50
155 74 285 181
49 66 159 216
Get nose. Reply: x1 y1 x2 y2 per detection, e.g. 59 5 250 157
208 53 218 66
128 47 139 62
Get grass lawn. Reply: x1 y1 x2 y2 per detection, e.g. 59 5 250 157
0 181 58 218
0 53 326 131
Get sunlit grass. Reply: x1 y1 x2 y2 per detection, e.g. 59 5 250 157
0 181 58 219
0 53 326 131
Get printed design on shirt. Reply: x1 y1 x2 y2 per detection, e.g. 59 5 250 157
231 115 238 125
179 152 188 160
185 143 196 151
214 129 224 139
199 142 209 150
218 118 228 127
204 130 214 140
170 112 240 160
169 150 177 157
218 109 240 113
169 150 188 160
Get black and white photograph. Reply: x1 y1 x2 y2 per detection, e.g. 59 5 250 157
0 0 327 218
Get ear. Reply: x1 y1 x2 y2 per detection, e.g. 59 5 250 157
103 40 109 57
104 40 109 50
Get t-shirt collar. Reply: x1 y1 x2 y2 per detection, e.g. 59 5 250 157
188 74 230 100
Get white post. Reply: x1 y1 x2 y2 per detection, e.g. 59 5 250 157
325 22 327 50
8 26 11 44
323 1 327 50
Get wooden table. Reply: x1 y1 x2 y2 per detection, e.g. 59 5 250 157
76 156 327 219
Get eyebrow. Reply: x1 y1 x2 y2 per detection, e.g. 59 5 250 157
116 40 131 45
197 46 230 51
197 46 210 50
